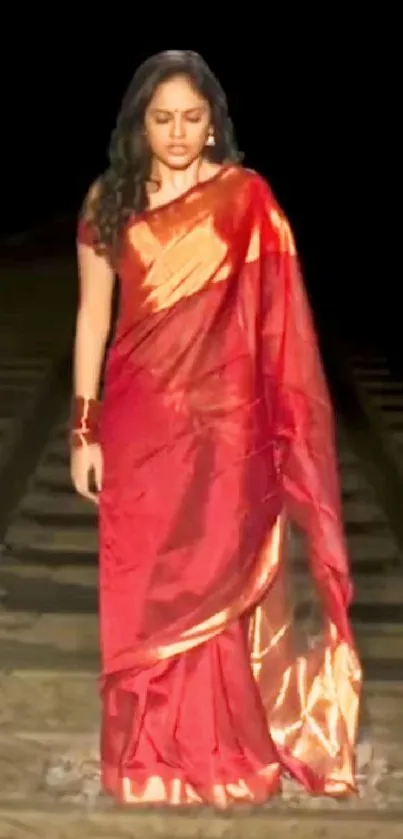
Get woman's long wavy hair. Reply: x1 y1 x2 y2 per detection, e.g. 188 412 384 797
82 51 242 263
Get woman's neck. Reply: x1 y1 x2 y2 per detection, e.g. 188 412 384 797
150 157 214 197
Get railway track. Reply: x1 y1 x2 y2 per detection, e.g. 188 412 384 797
0 338 402 836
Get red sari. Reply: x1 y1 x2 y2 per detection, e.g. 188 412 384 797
77 165 361 807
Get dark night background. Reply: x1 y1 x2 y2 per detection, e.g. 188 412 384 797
1 27 396 364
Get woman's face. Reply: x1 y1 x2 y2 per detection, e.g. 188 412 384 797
144 74 212 170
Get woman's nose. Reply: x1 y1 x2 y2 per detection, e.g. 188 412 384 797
171 116 186 138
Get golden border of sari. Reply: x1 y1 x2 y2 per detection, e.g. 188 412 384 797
110 764 281 807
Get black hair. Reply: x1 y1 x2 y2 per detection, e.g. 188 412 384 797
81 50 242 261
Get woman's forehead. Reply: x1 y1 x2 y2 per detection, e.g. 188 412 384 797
148 76 208 111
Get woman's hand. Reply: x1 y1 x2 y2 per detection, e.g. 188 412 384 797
70 443 103 504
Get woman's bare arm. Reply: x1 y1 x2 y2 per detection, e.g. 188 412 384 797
73 241 115 399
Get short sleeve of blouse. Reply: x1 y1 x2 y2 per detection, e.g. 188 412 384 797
77 216 97 248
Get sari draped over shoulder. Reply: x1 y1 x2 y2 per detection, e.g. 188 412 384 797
77 166 361 807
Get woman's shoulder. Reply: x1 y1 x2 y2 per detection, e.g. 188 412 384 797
228 167 280 216
77 177 105 245
239 167 275 198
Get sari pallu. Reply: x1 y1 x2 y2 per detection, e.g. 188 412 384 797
77 166 362 806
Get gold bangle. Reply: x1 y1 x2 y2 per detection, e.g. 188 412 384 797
70 396 100 447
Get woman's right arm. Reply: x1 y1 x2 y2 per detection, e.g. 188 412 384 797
70 185 115 503
73 239 115 400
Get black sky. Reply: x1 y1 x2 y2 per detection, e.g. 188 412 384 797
2 25 396 348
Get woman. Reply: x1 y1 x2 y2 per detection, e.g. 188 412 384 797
71 50 361 807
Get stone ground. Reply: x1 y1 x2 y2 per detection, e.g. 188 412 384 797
0 254 402 836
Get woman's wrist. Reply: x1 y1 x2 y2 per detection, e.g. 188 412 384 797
70 396 100 448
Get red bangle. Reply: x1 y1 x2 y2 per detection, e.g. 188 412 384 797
70 396 100 448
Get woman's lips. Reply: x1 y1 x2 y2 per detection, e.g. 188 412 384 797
167 145 189 155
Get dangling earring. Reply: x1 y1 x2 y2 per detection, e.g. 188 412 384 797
205 129 215 147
